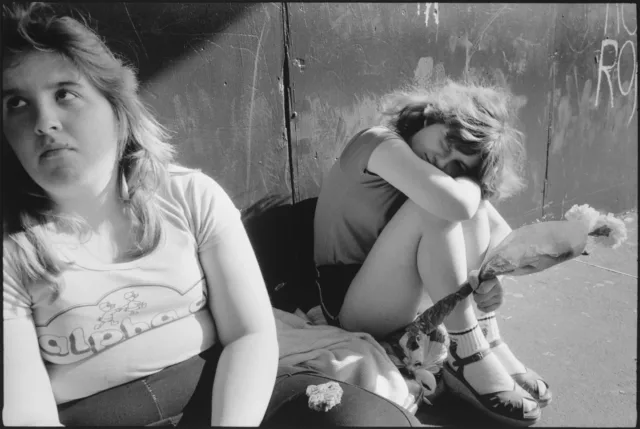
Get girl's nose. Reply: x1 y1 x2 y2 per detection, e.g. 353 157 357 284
34 105 62 136
436 152 455 170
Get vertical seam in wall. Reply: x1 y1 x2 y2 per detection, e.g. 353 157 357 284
542 4 559 220
281 3 305 295
281 2 298 204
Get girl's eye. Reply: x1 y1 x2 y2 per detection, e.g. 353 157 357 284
4 97 27 110
56 89 77 102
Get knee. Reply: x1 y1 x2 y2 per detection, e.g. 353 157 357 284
401 199 462 232
462 200 491 232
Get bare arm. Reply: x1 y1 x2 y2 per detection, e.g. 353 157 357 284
484 200 513 254
368 137 481 221
3 317 63 426
199 220 278 426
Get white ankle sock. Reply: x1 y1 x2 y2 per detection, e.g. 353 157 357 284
478 313 526 375
477 313 500 344
447 324 489 360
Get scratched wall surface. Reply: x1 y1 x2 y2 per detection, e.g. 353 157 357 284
545 4 638 219
74 3 289 209
286 3 558 226
71 3 636 224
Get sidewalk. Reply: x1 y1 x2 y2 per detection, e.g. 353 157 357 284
417 211 638 427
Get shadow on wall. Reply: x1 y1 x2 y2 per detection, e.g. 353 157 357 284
68 3 291 210
70 3 258 85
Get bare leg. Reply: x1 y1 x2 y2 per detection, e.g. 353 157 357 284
339 198 467 336
338 200 527 397
465 201 527 373
467 202 550 402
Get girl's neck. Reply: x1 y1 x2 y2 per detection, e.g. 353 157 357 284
52 175 127 232
49 176 138 263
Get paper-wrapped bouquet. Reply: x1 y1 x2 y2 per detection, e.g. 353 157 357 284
383 204 628 406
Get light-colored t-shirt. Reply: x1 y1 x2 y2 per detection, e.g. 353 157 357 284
3 166 240 404
314 126 408 266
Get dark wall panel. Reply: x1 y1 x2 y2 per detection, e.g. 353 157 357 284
76 3 290 209
70 3 636 223
286 3 556 227
545 3 637 219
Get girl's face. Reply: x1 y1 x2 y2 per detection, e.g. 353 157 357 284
2 51 120 202
409 124 481 178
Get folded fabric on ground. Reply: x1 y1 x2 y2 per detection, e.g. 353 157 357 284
305 305 447 400
274 307 416 410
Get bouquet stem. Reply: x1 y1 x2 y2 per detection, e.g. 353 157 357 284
400 280 476 337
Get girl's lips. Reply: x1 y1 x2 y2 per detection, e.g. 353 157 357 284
41 148 72 160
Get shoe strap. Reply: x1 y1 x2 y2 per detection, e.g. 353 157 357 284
450 347 493 368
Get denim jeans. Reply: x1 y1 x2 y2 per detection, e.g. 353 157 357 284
58 343 421 427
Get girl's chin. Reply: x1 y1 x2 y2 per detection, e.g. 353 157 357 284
38 171 113 200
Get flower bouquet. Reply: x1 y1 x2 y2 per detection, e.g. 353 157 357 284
382 204 628 406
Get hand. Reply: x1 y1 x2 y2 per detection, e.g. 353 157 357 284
470 272 505 313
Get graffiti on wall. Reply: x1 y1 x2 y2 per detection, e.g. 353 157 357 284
418 3 440 28
441 5 528 82
551 4 637 156
594 3 637 125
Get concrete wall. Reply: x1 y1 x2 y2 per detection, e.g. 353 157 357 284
77 3 637 227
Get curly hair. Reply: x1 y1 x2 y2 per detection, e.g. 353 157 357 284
381 79 526 201
2 3 176 294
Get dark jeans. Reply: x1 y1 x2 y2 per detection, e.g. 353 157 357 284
58 343 420 427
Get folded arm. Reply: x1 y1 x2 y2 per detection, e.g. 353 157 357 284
368 138 481 221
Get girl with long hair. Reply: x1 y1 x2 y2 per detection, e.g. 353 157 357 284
2 3 422 426
314 80 552 426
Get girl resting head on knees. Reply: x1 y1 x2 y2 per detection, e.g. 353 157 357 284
314 80 550 426
2 3 422 427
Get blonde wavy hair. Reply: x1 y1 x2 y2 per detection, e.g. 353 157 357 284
381 79 526 201
2 3 176 296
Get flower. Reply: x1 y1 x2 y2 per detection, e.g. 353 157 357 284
564 204 600 231
564 204 628 249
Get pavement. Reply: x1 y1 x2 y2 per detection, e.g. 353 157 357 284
416 211 638 428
